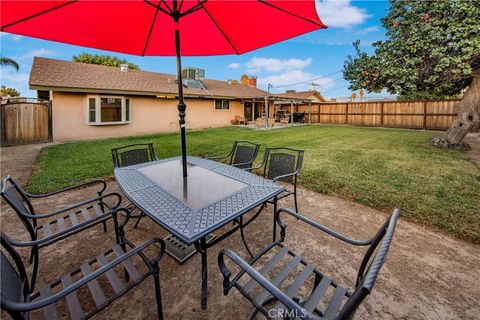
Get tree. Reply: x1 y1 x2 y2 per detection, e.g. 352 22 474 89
343 0 479 148
0 86 21 97
0 57 19 72
72 52 140 70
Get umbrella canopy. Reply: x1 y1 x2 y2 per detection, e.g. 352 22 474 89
1 0 326 175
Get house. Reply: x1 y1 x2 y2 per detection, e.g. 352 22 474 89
269 90 325 122
29 57 274 141
273 90 326 103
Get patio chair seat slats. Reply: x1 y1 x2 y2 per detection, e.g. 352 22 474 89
112 245 142 282
254 255 302 305
81 208 91 221
93 204 104 217
271 264 314 311
60 274 85 320
36 205 106 242
39 286 59 320
41 222 53 238
243 246 289 293
323 286 348 319
303 275 332 313
69 212 80 227
57 216 67 233
96 254 126 295
80 263 108 308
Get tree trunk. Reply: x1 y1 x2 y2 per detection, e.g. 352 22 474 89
432 71 480 150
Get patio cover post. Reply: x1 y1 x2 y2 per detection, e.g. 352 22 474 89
290 101 294 124
265 96 269 129
252 101 256 122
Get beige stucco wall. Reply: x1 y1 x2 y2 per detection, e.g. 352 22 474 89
51 92 244 142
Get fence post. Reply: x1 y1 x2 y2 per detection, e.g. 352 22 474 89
423 101 427 129
380 102 384 127
345 103 349 124
318 104 321 124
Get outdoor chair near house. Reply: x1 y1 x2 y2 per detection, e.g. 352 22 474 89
219 208 400 320
233 115 248 125
111 143 158 229
209 140 261 170
0 175 123 292
0 227 166 320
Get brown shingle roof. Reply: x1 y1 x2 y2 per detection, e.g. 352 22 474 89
29 57 269 98
274 90 326 101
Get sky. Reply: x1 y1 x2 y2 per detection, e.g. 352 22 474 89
0 0 391 99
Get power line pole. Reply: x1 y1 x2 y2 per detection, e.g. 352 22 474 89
310 82 321 91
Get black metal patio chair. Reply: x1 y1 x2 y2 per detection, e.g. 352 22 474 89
209 140 261 169
111 143 158 228
0 227 165 320
1 175 123 291
219 208 400 320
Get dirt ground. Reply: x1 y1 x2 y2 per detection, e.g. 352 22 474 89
1 143 479 320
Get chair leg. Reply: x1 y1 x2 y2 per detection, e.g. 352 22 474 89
28 247 34 264
293 191 299 213
30 245 39 292
273 196 278 242
153 271 163 320
133 213 144 229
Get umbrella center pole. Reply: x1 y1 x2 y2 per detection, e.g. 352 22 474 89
174 14 188 177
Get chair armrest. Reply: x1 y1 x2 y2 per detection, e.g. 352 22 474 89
25 179 107 198
275 208 373 246
9 207 130 247
272 171 299 182
218 248 306 314
4 238 165 313
22 192 122 219
231 160 254 168
208 154 230 161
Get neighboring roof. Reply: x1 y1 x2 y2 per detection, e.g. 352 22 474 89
274 90 326 102
29 57 269 99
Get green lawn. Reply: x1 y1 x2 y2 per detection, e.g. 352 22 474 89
27 125 480 243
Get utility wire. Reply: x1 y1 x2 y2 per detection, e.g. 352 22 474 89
270 70 342 88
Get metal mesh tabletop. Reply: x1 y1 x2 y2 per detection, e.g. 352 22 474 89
115 156 284 244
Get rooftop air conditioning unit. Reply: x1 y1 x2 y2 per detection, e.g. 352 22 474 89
182 67 205 81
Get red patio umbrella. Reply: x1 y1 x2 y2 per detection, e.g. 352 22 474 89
1 0 326 176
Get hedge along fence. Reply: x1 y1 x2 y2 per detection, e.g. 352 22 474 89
277 99 460 130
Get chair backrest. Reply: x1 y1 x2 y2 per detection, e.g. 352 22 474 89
111 143 158 168
1 232 30 318
231 141 261 168
1 176 37 239
336 209 400 319
262 147 304 183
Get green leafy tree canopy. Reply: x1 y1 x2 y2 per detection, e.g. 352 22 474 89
343 0 480 100
73 52 140 70
1 86 21 97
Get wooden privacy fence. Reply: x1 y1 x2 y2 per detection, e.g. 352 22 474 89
1 98 52 146
287 99 460 130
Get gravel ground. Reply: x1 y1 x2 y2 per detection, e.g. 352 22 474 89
1 143 479 320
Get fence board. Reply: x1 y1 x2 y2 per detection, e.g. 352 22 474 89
302 99 460 130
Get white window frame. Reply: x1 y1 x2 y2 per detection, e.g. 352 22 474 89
86 95 131 125
214 99 230 111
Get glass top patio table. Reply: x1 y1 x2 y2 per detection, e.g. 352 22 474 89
114 156 285 245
